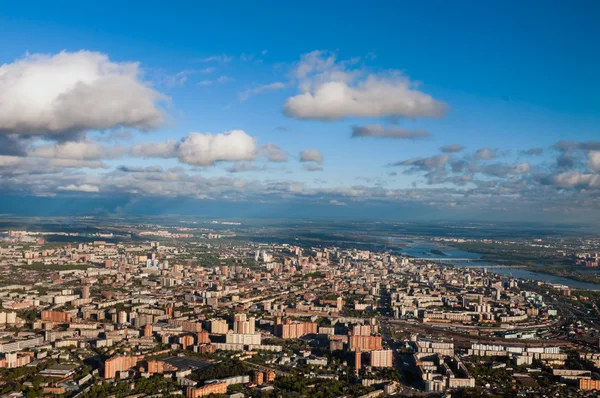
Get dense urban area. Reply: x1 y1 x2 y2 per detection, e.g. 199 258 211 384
0 218 600 398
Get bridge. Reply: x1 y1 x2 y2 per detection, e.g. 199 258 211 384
416 258 518 269
420 257 476 262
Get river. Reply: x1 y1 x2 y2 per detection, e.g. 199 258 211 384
395 239 600 290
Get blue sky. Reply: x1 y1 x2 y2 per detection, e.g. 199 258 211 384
0 1 599 221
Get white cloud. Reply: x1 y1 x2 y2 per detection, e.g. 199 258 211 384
0 155 106 171
226 162 258 173
57 184 100 193
0 135 29 156
588 151 600 172
47 159 107 169
259 143 288 162
303 164 323 172
131 130 257 167
513 162 531 174
159 68 214 87
329 199 346 206
29 140 125 160
392 154 450 170
239 82 287 101
131 140 178 158
474 148 498 160
300 149 323 164
97 130 134 142
351 124 431 140
440 144 464 153
0 51 166 138
480 162 530 177
551 172 600 189
198 54 233 63
0 155 25 167
178 130 256 166
162 70 194 87
284 51 446 121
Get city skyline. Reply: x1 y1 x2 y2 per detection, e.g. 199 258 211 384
1 1 599 222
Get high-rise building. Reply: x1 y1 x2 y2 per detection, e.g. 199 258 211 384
352 325 371 336
370 349 393 367
233 314 255 334
118 311 128 324
208 319 229 334
197 330 211 344
349 335 382 352
225 332 261 345
81 285 90 299
179 335 194 349
275 319 317 339
143 324 153 337
251 370 264 385
104 355 143 378
265 370 276 383
186 382 227 398
41 311 71 323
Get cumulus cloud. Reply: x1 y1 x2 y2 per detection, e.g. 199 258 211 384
178 130 256 166
283 51 447 121
303 164 323 172
57 184 100 193
239 82 287 101
450 159 469 173
259 143 288 162
551 141 600 171
480 162 531 178
554 140 600 152
0 135 29 156
556 152 576 169
2 146 600 220
440 144 464 153
474 148 498 160
391 148 532 187
541 172 600 189
390 154 450 170
226 162 259 173
351 124 431 140
131 140 178 158
0 155 29 167
96 130 134 142
300 149 324 164
0 156 109 182
0 155 107 171
131 130 257 167
0 51 166 138
117 165 163 173
29 140 125 160
329 199 346 206
47 159 107 169
589 151 600 172
522 147 543 156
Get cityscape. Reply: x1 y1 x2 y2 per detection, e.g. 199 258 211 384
0 219 599 397
1 1 599 397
